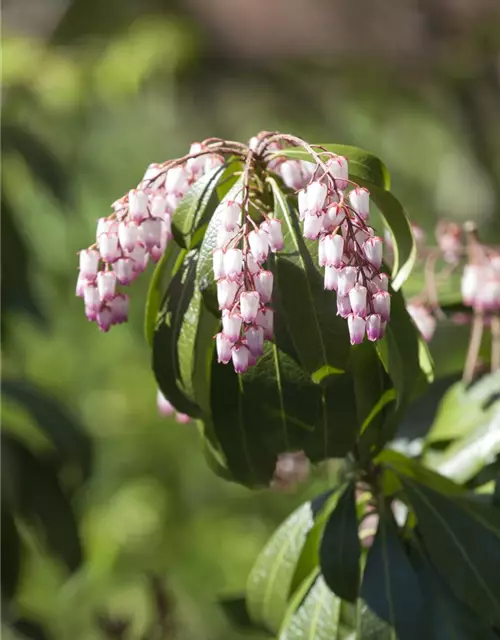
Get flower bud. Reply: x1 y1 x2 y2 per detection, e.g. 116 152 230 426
349 187 370 220
324 233 344 268
306 181 328 214
337 266 357 297
175 412 191 424
96 218 118 241
363 236 383 269
246 252 261 275
129 243 148 272
79 249 100 280
303 213 324 240
407 304 436 342
336 294 352 318
280 160 302 190
240 291 260 323
84 284 100 320
347 314 366 344
366 314 383 341
213 249 225 280
151 194 168 218
217 225 239 250
324 266 339 291
248 229 270 264
222 310 242 342
254 270 274 303
328 156 349 191
217 279 239 310
97 271 117 302
221 201 241 232
99 233 120 263
128 189 148 223
324 203 345 230
76 273 87 298
113 257 136 285
370 273 389 293
97 307 113 332
256 308 274 340
261 218 284 252
461 265 481 307
110 293 129 324
118 221 140 253
244 326 265 357
349 284 368 317
298 189 308 219
157 390 175 416
223 248 243 281
231 344 250 373
372 290 391 322
216 333 233 364
165 166 189 194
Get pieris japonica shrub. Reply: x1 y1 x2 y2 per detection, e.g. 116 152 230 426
78 132 500 639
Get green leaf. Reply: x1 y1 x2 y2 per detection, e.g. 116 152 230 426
278 572 342 640
271 144 390 190
1 503 21 602
247 502 314 634
426 372 500 444
144 241 184 348
361 500 427 640
271 145 415 289
2 434 82 573
2 124 70 205
171 163 227 249
2 379 92 480
268 176 349 378
319 483 360 602
401 477 500 625
152 252 202 417
219 595 273 636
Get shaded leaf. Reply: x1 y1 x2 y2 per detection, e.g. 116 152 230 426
1 503 21 601
401 477 500 625
10 618 50 640
247 502 314 633
2 379 92 480
319 483 360 602
361 501 426 640
219 595 273 635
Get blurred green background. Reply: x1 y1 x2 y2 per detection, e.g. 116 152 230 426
2 1 500 638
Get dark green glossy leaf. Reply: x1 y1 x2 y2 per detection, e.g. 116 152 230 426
2 124 70 205
247 502 314 633
171 164 227 249
144 241 184 348
219 595 273 635
152 252 202 418
361 501 426 640
401 477 500 625
1 503 21 601
319 483 360 602
2 434 82 573
2 379 92 480
269 176 349 378
279 572 342 640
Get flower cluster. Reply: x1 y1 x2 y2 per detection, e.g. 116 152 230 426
462 255 500 313
76 143 223 331
213 198 284 373
297 157 390 345
265 141 313 191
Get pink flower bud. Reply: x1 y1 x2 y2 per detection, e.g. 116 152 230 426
240 291 260 323
165 192 180 212
324 233 344 268
140 218 163 251
254 270 273 303
349 284 368 317
222 310 242 342
261 218 284 252
372 291 391 322
349 187 370 220
256 308 274 340
248 229 270 264
363 237 383 269
324 203 345 230
108 293 128 324
303 213 324 240
79 249 100 280
328 156 349 191
370 273 389 293
213 249 225 280
186 142 206 174
223 248 243 281
151 194 168 218
95 307 112 332
142 163 164 189
165 166 189 194
298 189 308 219
221 201 241 232
129 243 148 272
99 233 120 263
97 218 118 241
76 273 87 298
150 225 169 263
231 344 250 373
217 225 239 250
246 252 261 275
280 160 302 190
216 333 233 364
128 189 148 223
245 325 264 357
97 271 117 302
175 412 191 424
306 181 327 214
324 266 339 291
336 294 352 318
217 279 239 310
347 314 366 344
366 314 383 341
337 266 357 297
407 304 436 342
113 257 136 285
461 265 481 307
84 284 100 320
118 221 140 253
157 390 175 416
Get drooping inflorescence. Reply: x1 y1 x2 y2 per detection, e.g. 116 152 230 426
76 132 393 372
